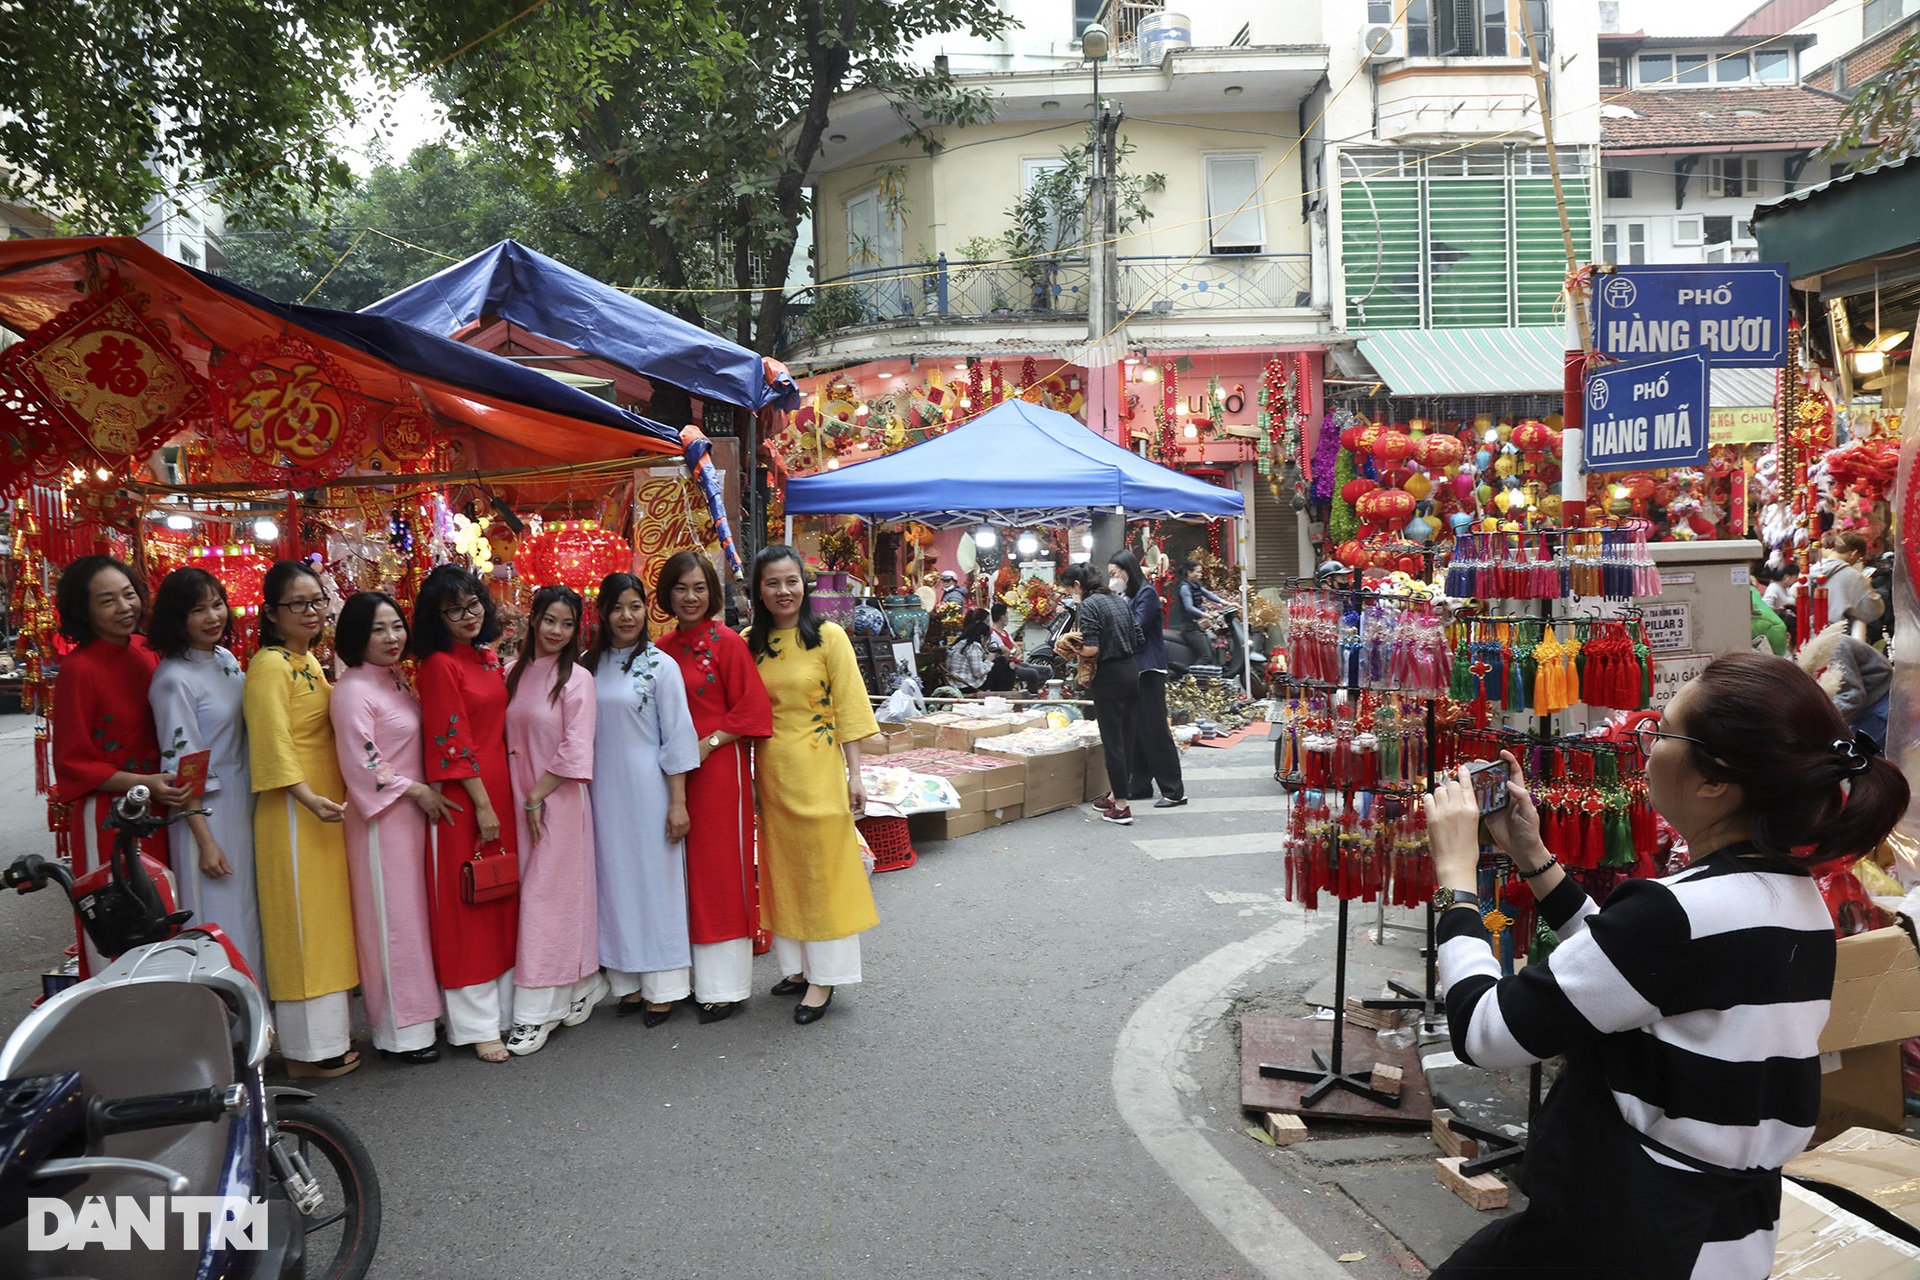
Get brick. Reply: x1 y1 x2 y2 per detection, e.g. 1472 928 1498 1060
1264 1111 1310 1146
1434 1156 1509 1211
1369 1063 1404 1099
1430 1109 1479 1160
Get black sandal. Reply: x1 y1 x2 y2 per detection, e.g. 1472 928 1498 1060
770 975 807 996
697 1002 738 1025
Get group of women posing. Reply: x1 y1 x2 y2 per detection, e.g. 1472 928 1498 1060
49 543 880 1071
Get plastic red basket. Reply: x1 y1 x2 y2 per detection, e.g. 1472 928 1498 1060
857 816 917 873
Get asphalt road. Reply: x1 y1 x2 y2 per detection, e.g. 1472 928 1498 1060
0 721 1455 1279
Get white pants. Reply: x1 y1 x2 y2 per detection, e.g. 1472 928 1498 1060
773 934 863 987
608 967 691 1004
444 971 514 1046
692 939 753 1003
514 972 604 1026
370 1017 436 1054
275 991 352 1062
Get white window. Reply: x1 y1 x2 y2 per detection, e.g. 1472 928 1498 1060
1672 215 1704 246
1706 157 1762 198
1599 56 1625 88
1601 220 1647 266
1704 244 1733 263
1715 53 1750 82
1204 153 1265 254
1754 49 1792 82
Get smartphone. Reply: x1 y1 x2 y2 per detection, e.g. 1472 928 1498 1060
1467 758 1511 815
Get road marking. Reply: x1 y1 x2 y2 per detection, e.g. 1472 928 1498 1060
1132 833 1287 860
1179 765 1280 780
1205 890 1275 906
1125 798 1287 817
1112 914 1353 1280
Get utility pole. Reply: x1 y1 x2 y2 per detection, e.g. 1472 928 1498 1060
1081 21 1126 566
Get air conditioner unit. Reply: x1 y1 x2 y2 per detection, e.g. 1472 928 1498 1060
1360 23 1405 60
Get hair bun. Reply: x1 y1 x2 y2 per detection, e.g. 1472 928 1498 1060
1834 731 1881 777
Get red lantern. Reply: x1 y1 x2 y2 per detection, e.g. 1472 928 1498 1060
1511 420 1556 457
1372 489 1415 524
182 546 271 614
1372 430 1413 465
1412 435 1463 470
1335 540 1368 568
1340 477 1378 505
1354 423 1383 458
516 520 632 595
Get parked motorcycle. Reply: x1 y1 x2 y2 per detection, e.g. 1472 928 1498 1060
1167 604 1269 699
0 786 381 1278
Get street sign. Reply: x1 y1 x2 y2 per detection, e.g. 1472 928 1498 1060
1590 263 1789 368
1583 352 1710 473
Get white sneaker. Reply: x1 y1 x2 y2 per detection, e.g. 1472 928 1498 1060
505 1020 559 1056
564 972 610 1027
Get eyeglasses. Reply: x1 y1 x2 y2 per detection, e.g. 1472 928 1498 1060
273 598 327 615
441 599 485 620
1633 721 1710 753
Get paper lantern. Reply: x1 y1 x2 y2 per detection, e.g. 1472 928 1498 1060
1401 472 1433 501
1335 540 1368 568
1358 489 1414 525
1413 435 1463 470
1339 425 1368 451
184 546 271 614
1451 472 1476 500
1511 420 1555 456
1354 423 1384 458
1404 515 1435 543
1340 477 1378 504
1372 431 1413 465
516 520 631 595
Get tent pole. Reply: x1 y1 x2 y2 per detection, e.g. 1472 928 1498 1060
739 404 759 572
785 514 794 546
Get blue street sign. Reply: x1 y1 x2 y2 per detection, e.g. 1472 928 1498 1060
1590 263 1788 368
1582 352 1710 473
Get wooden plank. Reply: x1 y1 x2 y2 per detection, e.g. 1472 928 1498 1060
1430 1109 1479 1160
1370 1063 1404 1099
1434 1156 1508 1211
1240 1015 1433 1126
1264 1111 1310 1146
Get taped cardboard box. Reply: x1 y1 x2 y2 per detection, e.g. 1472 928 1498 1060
1774 1181 1920 1277
990 745 1083 816
1814 923 1920 1142
934 719 1015 754
983 783 1024 811
909 809 988 842
984 803 1023 828
1084 741 1109 803
1786 1127 1920 1245
859 723 914 756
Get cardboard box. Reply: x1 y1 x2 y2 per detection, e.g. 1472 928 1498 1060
1816 1043 1908 1145
1821 925 1920 1053
1787 1127 1920 1243
1011 746 1085 816
1774 1181 1920 1276
984 803 1023 827
858 722 913 757
909 810 987 841
983 782 1024 811
934 719 1015 754
1084 741 1110 803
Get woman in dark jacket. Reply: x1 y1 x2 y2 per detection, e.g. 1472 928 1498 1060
1110 551 1184 808
1059 562 1142 826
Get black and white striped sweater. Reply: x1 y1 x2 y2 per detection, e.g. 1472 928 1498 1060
1437 846 1835 1275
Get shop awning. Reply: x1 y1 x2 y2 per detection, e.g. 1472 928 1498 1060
1752 156 1920 283
1354 326 1567 396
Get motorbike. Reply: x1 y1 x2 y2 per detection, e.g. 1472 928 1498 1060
0 786 381 1279
1167 604 1269 699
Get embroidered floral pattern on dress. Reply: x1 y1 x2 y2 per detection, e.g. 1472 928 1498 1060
271 648 320 694
434 714 478 775
160 725 188 769
684 625 720 697
361 739 400 791
626 647 660 710
216 651 242 679
809 679 837 746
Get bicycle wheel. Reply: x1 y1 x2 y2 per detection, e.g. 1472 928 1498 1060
272 1101 382 1280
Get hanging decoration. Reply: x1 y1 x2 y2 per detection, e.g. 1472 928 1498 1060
0 276 208 496
182 545 271 613
199 335 371 488
379 397 439 467
516 519 631 595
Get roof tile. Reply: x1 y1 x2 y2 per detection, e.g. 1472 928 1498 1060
1601 85 1846 150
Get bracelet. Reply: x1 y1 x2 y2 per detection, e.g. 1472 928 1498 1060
1516 854 1558 880
524 800 545 811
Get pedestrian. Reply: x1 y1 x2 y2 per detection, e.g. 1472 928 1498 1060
654 551 773 1024
245 560 359 1079
748 544 879 1025
1749 587 1788 656
329 591 451 1065
987 601 1048 694
412 564 519 1065
1110 550 1184 809
1058 562 1144 826
1810 531 1883 637
50 555 184 977
584 572 701 1027
147 567 264 983
1762 564 1798 640
1424 651 1908 1278
503 585 607 1056
945 608 996 693
939 569 967 606
1167 559 1228 669
1798 621 1893 748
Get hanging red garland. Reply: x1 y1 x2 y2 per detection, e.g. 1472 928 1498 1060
1019 356 1038 392
199 336 371 488
988 359 1005 406
516 520 632 595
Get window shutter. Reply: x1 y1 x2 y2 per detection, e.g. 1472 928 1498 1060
1205 155 1265 253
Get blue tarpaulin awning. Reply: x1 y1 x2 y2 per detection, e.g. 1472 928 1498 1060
362 240 800 411
784 400 1244 527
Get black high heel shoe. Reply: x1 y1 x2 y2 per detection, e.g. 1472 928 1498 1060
771 975 807 996
793 987 833 1025
697 1001 738 1025
640 1001 675 1028
377 1046 440 1065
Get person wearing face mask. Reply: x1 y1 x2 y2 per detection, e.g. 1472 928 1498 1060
245 560 359 1079
1109 551 1184 809
585 572 701 1027
503 585 606 1056
654 551 772 1024
412 564 520 1065
50 555 187 979
1057 562 1144 826
147 567 264 982
1423 652 1909 1277
330 591 455 1065
748 544 880 1025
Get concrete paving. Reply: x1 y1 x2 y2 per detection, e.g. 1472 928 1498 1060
0 713 1524 1277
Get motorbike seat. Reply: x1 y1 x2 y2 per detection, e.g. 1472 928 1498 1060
0 983 237 1278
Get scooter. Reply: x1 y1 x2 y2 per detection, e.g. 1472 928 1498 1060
0 786 381 1278
1168 605 1269 699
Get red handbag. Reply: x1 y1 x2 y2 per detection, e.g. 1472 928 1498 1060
459 841 518 906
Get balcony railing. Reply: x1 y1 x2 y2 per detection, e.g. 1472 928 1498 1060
783 252 1314 351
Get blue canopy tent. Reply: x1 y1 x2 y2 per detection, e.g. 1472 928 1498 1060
784 400 1245 526
362 240 800 411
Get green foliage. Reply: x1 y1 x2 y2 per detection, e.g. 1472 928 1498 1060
0 1 529 231
1328 448 1358 545
1828 29 1920 169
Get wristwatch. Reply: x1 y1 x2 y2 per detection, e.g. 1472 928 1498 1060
707 733 723 749
1431 886 1481 914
